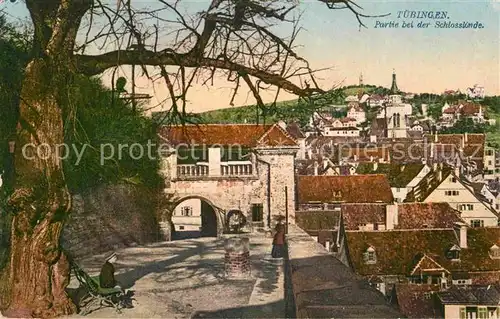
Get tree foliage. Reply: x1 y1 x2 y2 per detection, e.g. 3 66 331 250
62 76 162 192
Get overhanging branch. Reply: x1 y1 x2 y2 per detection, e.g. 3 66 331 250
74 50 324 96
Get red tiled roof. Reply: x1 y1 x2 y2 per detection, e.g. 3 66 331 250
297 175 394 204
340 117 357 123
410 254 449 275
394 284 441 318
396 203 463 229
369 94 384 101
443 107 457 114
346 227 500 276
158 124 297 147
424 134 485 169
458 101 481 115
341 204 387 230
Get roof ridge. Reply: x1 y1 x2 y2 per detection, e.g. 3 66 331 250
256 123 298 145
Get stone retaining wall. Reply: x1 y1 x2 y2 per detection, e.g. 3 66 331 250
63 184 164 258
285 224 402 318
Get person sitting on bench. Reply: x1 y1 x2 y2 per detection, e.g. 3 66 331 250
99 252 133 308
99 252 122 290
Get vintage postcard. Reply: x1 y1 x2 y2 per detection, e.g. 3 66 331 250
0 0 499 318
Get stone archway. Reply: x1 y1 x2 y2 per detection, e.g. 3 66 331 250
168 196 225 240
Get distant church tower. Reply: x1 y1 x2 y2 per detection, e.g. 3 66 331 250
390 69 399 94
359 73 364 86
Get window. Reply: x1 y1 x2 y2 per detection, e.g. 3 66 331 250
445 190 459 196
490 245 500 259
251 204 264 222
451 177 457 183
459 307 466 319
446 245 460 260
181 206 193 216
363 247 377 264
478 307 487 319
179 225 185 230
471 220 484 228
459 204 474 211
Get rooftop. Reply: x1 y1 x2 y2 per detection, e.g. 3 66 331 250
396 203 464 229
345 227 500 276
158 123 297 147
297 175 394 204
341 204 387 230
355 163 425 188
295 210 341 235
437 285 500 305
393 284 441 318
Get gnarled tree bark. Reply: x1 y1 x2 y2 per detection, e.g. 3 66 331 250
0 57 77 317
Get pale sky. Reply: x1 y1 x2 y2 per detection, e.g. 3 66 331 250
4 0 500 113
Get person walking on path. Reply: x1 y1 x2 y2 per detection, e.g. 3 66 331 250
271 223 286 258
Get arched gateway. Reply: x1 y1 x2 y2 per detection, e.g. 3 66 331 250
168 196 225 239
157 123 299 240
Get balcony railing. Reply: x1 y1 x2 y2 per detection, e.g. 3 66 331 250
221 162 253 176
175 161 254 178
177 164 209 177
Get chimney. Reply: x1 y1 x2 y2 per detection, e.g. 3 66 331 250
430 142 434 159
373 162 378 171
354 154 358 162
370 135 377 143
464 132 468 143
461 135 465 149
323 158 329 170
313 161 319 176
433 162 438 171
438 169 443 181
370 156 374 162
454 223 468 249
434 131 438 143
386 204 398 230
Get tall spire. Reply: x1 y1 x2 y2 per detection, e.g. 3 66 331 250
391 69 399 94
359 72 364 86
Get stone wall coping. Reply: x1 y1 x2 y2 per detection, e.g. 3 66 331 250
172 176 259 182
286 224 403 318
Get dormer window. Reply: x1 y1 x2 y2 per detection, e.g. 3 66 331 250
446 244 461 260
363 246 377 264
489 244 500 259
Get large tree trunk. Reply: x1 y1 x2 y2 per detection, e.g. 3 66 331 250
0 57 76 318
